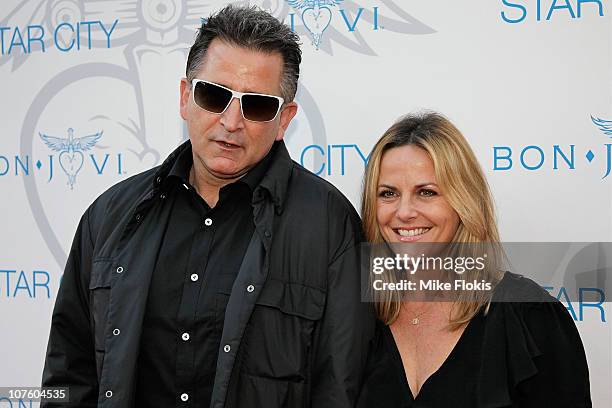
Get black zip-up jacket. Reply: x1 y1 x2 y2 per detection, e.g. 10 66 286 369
42 140 375 407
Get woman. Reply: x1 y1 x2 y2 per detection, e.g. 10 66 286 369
357 112 591 407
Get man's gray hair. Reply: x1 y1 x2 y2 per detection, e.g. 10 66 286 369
186 5 302 102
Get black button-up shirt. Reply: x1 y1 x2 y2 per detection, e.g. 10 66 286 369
134 144 273 407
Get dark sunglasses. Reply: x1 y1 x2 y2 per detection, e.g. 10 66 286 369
191 79 285 122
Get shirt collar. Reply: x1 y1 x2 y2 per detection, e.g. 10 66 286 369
166 144 192 183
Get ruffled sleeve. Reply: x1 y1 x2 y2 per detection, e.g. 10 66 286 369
477 273 592 408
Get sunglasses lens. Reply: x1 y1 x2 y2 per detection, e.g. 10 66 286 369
242 94 281 122
193 81 232 113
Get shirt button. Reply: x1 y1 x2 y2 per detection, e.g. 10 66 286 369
223 344 231 353
181 332 190 341
160 193 167 200
116 266 124 274
204 218 213 226
113 328 120 336
105 390 113 398
264 230 271 238
156 176 162 185
190 274 199 282
247 285 255 293
180 393 189 402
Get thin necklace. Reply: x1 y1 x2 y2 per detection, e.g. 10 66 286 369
411 309 428 325
410 306 431 326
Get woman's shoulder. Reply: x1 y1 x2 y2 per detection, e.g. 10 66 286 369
491 271 555 303
486 271 582 355
478 272 591 407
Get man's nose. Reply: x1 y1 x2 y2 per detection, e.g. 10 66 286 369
219 97 244 131
396 194 419 221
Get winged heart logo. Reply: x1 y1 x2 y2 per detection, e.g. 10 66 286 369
287 0 343 49
591 116 612 137
39 128 103 189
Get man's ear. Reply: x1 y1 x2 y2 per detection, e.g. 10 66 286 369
275 102 298 141
179 78 190 120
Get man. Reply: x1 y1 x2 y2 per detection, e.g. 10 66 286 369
42 5 374 408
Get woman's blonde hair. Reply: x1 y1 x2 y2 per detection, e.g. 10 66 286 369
361 111 503 328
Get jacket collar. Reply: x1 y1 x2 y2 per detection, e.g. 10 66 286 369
153 140 293 214
256 140 293 214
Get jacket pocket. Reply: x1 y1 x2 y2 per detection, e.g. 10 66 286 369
89 259 113 379
254 279 325 320
239 279 325 384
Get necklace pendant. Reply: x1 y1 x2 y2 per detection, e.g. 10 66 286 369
412 317 419 325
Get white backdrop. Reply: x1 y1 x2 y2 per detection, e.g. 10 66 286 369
1 0 611 406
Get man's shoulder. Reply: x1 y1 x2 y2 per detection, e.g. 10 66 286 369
285 161 362 238
275 161 364 258
289 161 355 208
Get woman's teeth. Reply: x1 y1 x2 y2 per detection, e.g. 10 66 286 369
397 228 430 237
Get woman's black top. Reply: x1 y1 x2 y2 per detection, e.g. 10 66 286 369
357 273 592 408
